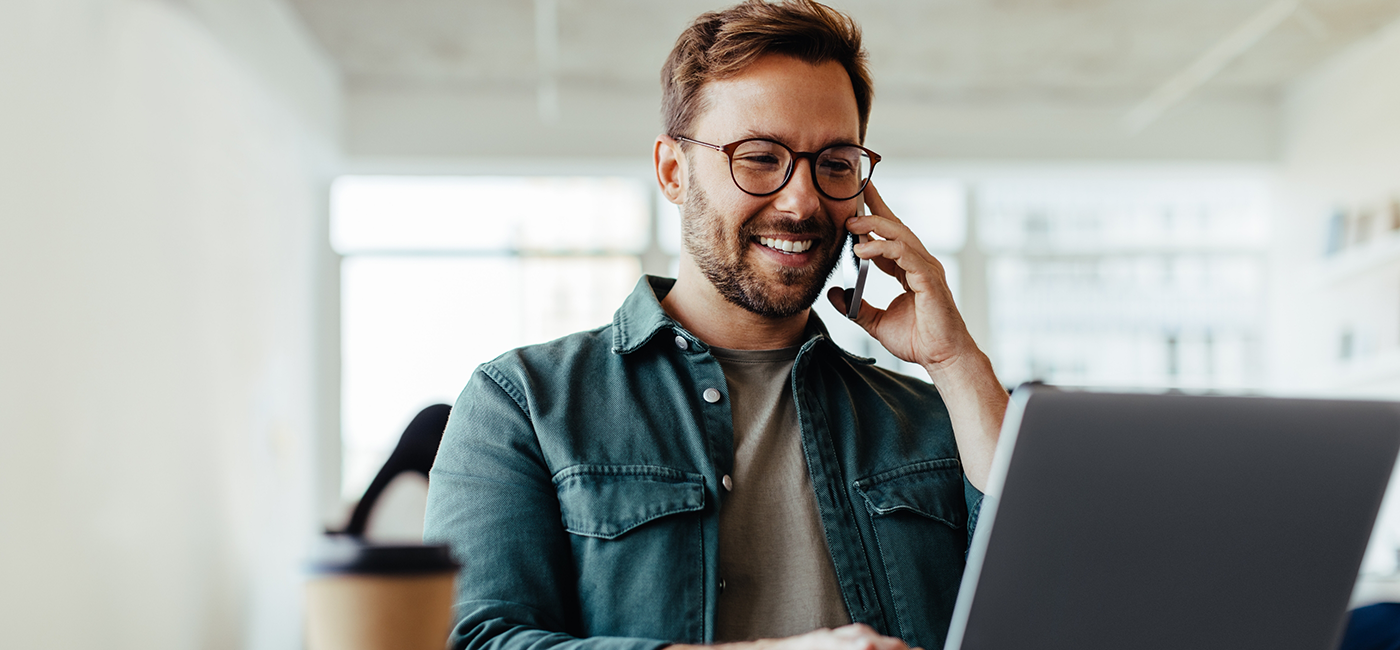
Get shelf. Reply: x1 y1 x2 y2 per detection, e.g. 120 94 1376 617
1316 230 1400 286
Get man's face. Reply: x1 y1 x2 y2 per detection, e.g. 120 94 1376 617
679 54 862 319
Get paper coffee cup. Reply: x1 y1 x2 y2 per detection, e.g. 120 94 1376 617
306 538 460 650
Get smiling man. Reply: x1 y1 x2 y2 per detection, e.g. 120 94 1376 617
424 3 1009 650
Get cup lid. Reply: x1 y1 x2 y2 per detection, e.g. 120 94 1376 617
309 537 460 576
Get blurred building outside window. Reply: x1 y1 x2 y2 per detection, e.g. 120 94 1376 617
978 175 1271 390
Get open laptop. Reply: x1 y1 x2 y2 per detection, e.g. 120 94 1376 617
944 386 1400 650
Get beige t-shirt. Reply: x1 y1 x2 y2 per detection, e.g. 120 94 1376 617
711 346 852 642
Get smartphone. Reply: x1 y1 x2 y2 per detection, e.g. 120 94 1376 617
845 206 870 321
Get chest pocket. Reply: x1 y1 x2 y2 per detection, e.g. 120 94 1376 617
552 464 707 639
554 465 706 539
852 458 968 647
853 458 967 529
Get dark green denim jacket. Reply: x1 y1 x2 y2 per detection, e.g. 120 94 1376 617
425 276 982 650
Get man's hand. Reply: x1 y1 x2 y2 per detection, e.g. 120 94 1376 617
670 623 918 650
826 182 1008 491
827 182 973 372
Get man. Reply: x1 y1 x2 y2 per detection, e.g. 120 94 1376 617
424 2 1009 650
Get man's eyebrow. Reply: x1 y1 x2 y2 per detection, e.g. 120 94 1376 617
734 130 785 143
737 131 860 150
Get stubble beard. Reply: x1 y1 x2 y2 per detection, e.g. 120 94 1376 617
681 170 849 319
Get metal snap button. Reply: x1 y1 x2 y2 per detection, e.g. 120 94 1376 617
703 388 721 403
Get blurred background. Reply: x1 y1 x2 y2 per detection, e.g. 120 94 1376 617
4 0 1400 648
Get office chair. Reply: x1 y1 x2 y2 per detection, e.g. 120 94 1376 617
337 403 451 538
1340 602 1400 650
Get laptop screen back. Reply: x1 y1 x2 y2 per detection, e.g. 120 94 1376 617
945 388 1400 650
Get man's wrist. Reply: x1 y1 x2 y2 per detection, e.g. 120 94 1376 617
921 342 1007 491
921 344 994 388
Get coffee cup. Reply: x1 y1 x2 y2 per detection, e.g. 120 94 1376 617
306 537 461 650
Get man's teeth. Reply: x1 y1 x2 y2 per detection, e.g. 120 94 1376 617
758 237 813 253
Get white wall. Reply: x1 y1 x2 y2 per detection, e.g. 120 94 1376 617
347 81 1277 162
0 1 339 648
1271 15 1400 396
1270 16 1400 584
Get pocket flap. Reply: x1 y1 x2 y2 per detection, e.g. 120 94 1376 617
554 465 706 540
853 459 966 529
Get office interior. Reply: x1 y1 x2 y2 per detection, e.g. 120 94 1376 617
5 0 1400 648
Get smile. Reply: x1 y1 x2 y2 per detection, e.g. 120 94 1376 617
757 236 814 254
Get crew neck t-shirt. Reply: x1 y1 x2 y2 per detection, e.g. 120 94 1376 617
710 345 852 642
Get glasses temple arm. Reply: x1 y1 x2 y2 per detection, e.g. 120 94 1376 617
672 136 726 152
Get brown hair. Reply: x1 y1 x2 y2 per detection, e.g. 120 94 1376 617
661 0 873 143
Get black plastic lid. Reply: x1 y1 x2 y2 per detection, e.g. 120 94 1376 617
309 538 460 576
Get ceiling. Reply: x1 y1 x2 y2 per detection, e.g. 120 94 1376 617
285 0 1400 161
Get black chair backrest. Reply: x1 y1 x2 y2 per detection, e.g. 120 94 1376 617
340 403 451 538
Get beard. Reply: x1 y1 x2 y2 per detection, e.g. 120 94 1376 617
681 170 849 319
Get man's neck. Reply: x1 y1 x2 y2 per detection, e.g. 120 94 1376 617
659 265 810 351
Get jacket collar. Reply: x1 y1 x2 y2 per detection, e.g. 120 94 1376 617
610 275 874 364
610 275 680 354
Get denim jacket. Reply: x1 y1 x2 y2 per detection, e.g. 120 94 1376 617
425 276 983 650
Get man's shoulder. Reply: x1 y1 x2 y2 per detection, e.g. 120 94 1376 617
476 322 617 387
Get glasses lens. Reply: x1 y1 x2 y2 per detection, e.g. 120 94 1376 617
815 146 872 200
730 140 792 195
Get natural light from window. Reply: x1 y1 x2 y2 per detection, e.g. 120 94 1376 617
331 171 1270 501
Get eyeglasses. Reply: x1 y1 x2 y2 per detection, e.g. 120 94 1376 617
673 136 881 201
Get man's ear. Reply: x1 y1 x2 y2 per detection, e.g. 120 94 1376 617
654 135 686 205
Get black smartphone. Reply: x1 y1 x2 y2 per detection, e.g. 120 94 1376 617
846 204 870 320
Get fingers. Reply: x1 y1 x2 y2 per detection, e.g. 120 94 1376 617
777 623 907 650
851 233 906 289
858 183 917 248
828 624 909 650
847 185 933 264
854 237 946 295
848 214 932 262
767 620 911 650
830 623 871 637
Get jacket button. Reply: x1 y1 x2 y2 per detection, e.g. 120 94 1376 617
703 388 721 403
674 335 689 351
718 578 726 595
722 474 733 491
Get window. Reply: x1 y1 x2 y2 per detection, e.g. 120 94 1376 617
331 171 1270 500
978 174 1270 390
332 176 650 499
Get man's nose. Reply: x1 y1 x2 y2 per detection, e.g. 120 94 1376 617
772 157 823 217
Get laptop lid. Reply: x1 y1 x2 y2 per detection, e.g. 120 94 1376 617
944 386 1400 650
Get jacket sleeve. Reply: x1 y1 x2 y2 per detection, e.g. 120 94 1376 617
963 475 984 550
424 365 670 650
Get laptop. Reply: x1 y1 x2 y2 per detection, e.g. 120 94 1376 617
944 386 1400 650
